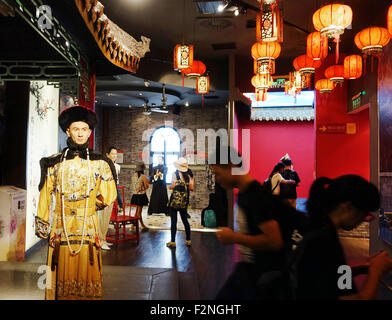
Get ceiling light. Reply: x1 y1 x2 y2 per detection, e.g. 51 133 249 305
144 80 150 87
142 105 151 116
185 101 190 107
128 105 132 108
234 8 239 16
139 92 143 96
217 1 228 12
116 103 119 106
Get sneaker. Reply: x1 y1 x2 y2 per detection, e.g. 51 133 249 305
185 240 191 247
166 241 176 248
101 243 111 250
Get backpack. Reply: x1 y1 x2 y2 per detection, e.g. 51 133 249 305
204 209 217 228
169 172 188 210
263 176 280 194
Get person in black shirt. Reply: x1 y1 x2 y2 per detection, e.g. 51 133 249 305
209 146 285 300
280 155 301 208
292 175 392 300
148 156 169 215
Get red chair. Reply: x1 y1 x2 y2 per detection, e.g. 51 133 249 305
106 186 140 244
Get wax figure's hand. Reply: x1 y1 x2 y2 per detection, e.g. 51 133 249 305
216 227 236 244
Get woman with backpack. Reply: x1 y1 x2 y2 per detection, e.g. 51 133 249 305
166 157 194 248
268 162 295 196
130 161 150 232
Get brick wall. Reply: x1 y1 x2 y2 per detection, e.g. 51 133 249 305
95 105 228 209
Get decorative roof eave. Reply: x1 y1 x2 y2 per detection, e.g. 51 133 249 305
74 0 151 73
250 107 314 121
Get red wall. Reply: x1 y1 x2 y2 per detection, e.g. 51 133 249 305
315 55 370 180
235 108 315 198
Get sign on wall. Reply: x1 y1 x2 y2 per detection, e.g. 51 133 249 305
25 81 59 251
317 123 356 134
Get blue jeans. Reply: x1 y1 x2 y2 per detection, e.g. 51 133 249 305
116 187 123 209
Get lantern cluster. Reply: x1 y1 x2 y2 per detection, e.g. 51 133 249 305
309 3 392 96
251 1 283 101
173 44 210 106
285 71 303 97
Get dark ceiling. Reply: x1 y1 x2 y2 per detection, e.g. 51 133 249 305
1 0 391 110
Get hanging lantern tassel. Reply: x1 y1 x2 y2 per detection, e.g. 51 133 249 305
334 35 340 64
304 74 311 89
363 54 367 76
263 90 267 101
376 53 382 74
182 72 185 87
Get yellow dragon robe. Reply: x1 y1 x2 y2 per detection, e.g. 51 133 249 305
35 146 117 300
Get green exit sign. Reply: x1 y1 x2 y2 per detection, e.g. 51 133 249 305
349 91 366 113
352 95 361 108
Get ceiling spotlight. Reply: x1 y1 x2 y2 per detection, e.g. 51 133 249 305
128 105 132 108
116 103 119 106
234 8 239 16
139 92 143 96
185 101 190 107
144 80 150 87
217 0 228 12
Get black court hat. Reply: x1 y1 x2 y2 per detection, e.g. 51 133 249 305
59 106 98 133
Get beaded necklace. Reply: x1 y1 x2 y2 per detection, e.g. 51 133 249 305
61 148 91 255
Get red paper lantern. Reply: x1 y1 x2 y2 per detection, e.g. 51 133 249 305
293 55 322 73
315 78 335 93
252 73 273 89
173 44 194 71
324 65 345 85
312 4 352 38
251 41 281 60
354 27 390 56
343 55 362 79
293 55 321 88
312 4 353 63
182 60 206 78
388 5 392 36
252 74 273 101
251 42 281 75
307 31 328 61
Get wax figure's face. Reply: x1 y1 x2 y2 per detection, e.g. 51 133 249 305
107 149 117 162
66 121 91 145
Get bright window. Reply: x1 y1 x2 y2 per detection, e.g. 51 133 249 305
150 127 181 184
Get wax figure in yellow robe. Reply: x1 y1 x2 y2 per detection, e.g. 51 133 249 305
35 106 117 300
